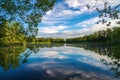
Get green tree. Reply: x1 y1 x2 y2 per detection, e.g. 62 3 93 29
66 27 120 44
0 21 26 44
111 27 120 44
0 0 56 36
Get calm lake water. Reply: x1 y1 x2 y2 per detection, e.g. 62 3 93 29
0 43 120 80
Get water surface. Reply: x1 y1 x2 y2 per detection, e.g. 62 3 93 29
0 43 120 80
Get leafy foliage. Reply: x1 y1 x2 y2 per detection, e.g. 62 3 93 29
66 27 120 44
0 0 56 35
0 21 26 44
87 0 120 25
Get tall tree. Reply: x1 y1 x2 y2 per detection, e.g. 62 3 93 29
0 0 56 36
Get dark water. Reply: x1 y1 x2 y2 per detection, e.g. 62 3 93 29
0 43 120 80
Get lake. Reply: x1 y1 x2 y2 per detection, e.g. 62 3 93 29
0 43 120 80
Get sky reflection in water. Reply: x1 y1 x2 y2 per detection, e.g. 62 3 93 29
0 44 119 80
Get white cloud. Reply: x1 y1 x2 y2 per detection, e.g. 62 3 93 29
39 17 120 38
41 2 69 25
41 0 95 25
65 0 120 9
39 0 120 38
42 0 120 25
57 10 75 16
76 17 100 27
65 0 103 11
45 0 119 24
38 25 68 34
46 10 52 15
42 0 120 26
74 18 120 37
42 9 77 25
65 0 81 8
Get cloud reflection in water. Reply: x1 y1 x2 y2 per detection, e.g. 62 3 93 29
25 46 116 80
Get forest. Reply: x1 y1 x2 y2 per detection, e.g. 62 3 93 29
66 27 120 44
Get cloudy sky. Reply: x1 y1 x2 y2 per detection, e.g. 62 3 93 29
38 0 120 38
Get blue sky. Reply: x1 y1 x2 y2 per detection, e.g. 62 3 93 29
38 0 120 38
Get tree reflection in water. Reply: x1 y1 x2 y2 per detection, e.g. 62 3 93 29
67 43 120 78
0 44 26 71
101 45 120 78
0 43 64 71
0 43 120 78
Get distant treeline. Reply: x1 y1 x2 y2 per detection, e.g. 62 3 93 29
66 27 120 44
35 37 65 43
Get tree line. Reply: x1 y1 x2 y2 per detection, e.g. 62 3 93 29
35 37 65 43
66 27 120 44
